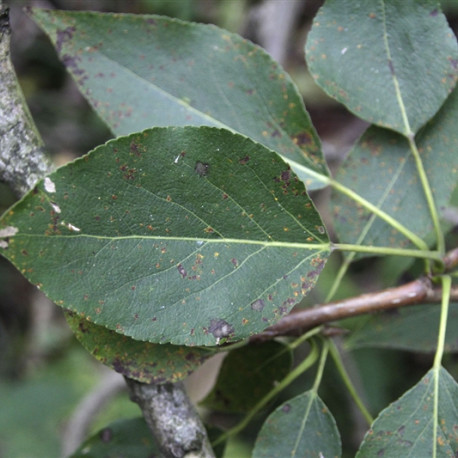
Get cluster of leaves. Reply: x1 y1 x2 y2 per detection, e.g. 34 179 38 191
0 0 457 456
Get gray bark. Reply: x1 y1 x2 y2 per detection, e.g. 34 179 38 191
0 1 53 198
125 378 215 458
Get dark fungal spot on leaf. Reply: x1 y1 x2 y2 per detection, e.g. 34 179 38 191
208 319 234 339
293 132 312 146
62 54 84 76
177 264 187 278
56 26 75 53
99 428 113 443
195 161 210 177
239 156 250 165
251 299 265 312
430 8 438 16
282 403 291 413
281 169 291 182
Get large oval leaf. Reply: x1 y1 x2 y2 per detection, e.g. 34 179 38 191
357 367 458 457
332 85 458 253
253 391 341 458
0 127 329 346
30 9 329 190
306 0 458 135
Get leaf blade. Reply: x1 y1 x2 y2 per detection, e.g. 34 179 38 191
65 312 212 383
345 303 458 353
306 0 458 135
356 367 458 457
30 9 330 189
253 391 341 458
0 127 329 346
332 85 458 253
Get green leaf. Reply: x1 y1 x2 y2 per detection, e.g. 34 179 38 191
356 367 458 457
70 417 162 457
345 303 458 353
200 341 292 413
252 391 341 458
65 311 212 383
306 0 458 135
332 85 458 252
0 127 329 346
30 8 329 190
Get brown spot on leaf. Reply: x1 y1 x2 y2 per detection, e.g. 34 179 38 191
293 132 312 146
239 156 250 165
177 264 187 278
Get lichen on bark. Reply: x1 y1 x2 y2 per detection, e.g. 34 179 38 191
0 2 53 198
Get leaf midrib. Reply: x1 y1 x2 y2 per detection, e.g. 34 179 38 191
12 233 330 250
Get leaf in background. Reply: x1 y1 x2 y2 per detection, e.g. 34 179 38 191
345 303 458 353
332 85 458 252
65 312 212 383
356 367 458 457
30 8 329 190
200 341 292 413
0 127 329 346
70 417 162 458
252 391 341 458
306 0 458 135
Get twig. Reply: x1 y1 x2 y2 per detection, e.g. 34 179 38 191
251 276 458 342
125 378 215 458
